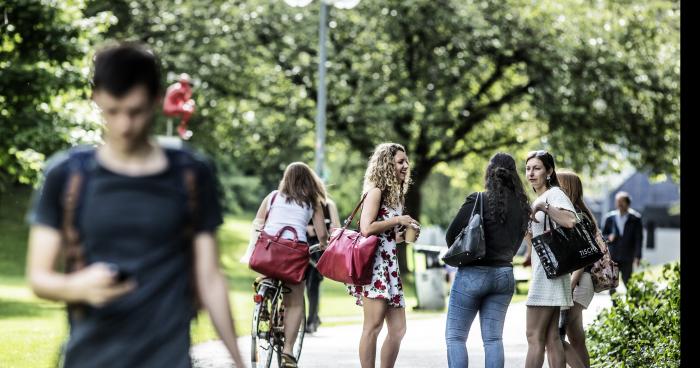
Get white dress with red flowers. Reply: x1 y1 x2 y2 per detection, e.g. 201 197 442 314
346 202 405 308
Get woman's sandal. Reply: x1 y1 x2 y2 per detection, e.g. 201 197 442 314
281 352 298 368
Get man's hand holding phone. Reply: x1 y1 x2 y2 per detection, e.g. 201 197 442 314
69 263 136 307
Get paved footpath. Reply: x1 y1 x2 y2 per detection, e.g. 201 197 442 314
192 292 614 367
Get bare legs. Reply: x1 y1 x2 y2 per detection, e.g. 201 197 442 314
380 306 406 367
359 297 406 368
561 341 586 368
565 303 590 367
526 306 565 368
282 282 305 356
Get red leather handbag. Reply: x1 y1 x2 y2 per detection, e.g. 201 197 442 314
316 193 379 285
249 192 310 284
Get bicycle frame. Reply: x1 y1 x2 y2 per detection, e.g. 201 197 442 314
251 244 322 368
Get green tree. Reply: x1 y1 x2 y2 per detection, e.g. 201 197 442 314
309 0 679 220
86 0 678 270
86 0 679 219
85 0 323 212
243 0 679 269
0 0 114 191
533 0 680 180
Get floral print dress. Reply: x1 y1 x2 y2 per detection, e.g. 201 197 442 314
346 202 405 308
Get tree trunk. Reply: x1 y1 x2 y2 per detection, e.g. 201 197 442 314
397 163 430 274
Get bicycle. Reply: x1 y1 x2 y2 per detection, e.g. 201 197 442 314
251 243 322 368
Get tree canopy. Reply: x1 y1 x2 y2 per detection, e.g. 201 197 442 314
1 0 680 223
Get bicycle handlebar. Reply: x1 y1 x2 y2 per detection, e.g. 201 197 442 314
309 243 324 254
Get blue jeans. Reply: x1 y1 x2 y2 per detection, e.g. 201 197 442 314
445 266 515 368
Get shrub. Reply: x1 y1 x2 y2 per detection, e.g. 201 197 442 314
588 262 680 367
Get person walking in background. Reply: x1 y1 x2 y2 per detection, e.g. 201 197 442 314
347 142 419 368
522 151 578 368
253 162 330 367
444 153 531 368
25 42 246 368
555 171 608 368
602 191 643 295
304 196 340 333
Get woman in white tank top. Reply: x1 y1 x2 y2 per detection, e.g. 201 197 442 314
263 191 313 242
253 162 329 368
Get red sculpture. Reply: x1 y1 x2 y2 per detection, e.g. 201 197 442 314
163 73 196 140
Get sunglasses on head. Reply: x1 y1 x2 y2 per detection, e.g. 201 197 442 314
390 144 405 155
529 150 548 157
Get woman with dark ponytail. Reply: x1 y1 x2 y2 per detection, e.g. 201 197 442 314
444 153 532 368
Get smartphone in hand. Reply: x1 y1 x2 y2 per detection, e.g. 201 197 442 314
106 263 133 282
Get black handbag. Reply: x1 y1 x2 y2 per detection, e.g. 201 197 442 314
442 192 486 267
531 207 604 279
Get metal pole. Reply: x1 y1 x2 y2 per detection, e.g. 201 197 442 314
315 1 328 180
602 179 610 225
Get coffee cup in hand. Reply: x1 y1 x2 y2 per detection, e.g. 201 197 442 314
405 224 419 243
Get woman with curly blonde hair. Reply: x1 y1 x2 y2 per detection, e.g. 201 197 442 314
347 142 420 368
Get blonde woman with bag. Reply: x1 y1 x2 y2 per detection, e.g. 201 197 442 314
347 143 419 368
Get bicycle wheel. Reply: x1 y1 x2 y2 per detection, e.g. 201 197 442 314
251 286 275 368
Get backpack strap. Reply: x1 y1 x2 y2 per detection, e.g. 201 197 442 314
184 169 197 216
63 173 84 273
61 146 97 321
62 148 97 273
164 147 204 313
164 147 201 227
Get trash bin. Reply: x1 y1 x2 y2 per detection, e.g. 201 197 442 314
412 244 447 310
